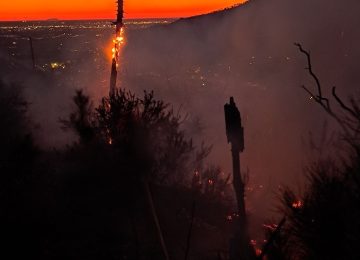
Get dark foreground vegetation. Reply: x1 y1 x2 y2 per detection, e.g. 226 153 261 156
266 45 360 260
0 80 234 259
1 44 360 259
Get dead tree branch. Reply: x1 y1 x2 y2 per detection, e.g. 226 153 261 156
332 86 358 119
295 43 331 111
294 43 351 135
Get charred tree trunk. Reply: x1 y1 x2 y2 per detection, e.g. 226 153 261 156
29 37 36 69
229 146 253 260
110 59 117 96
232 147 246 219
225 97 254 260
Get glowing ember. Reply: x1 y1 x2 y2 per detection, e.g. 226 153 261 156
292 200 303 209
263 223 277 231
106 128 113 145
50 62 66 69
226 212 240 221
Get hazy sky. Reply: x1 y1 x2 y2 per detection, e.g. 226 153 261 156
0 0 246 21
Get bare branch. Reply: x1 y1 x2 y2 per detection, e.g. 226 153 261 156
295 43 323 100
301 85 316 100
302 85 332 117
332 87 358 119
295 43 351 135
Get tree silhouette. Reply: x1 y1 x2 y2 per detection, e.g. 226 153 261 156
62 89 197 184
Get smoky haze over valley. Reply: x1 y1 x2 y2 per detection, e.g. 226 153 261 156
122 0 360 211
1 0 360 217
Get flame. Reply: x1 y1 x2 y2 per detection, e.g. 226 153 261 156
105 27 125 64
111 27 125 66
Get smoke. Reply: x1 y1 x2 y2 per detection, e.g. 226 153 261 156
118 0 360 216
0 20 114 147
1 0 360 222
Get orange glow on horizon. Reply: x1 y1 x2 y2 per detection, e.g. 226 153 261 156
0 0 246 21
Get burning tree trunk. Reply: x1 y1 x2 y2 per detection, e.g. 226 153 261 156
110 0 125 95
